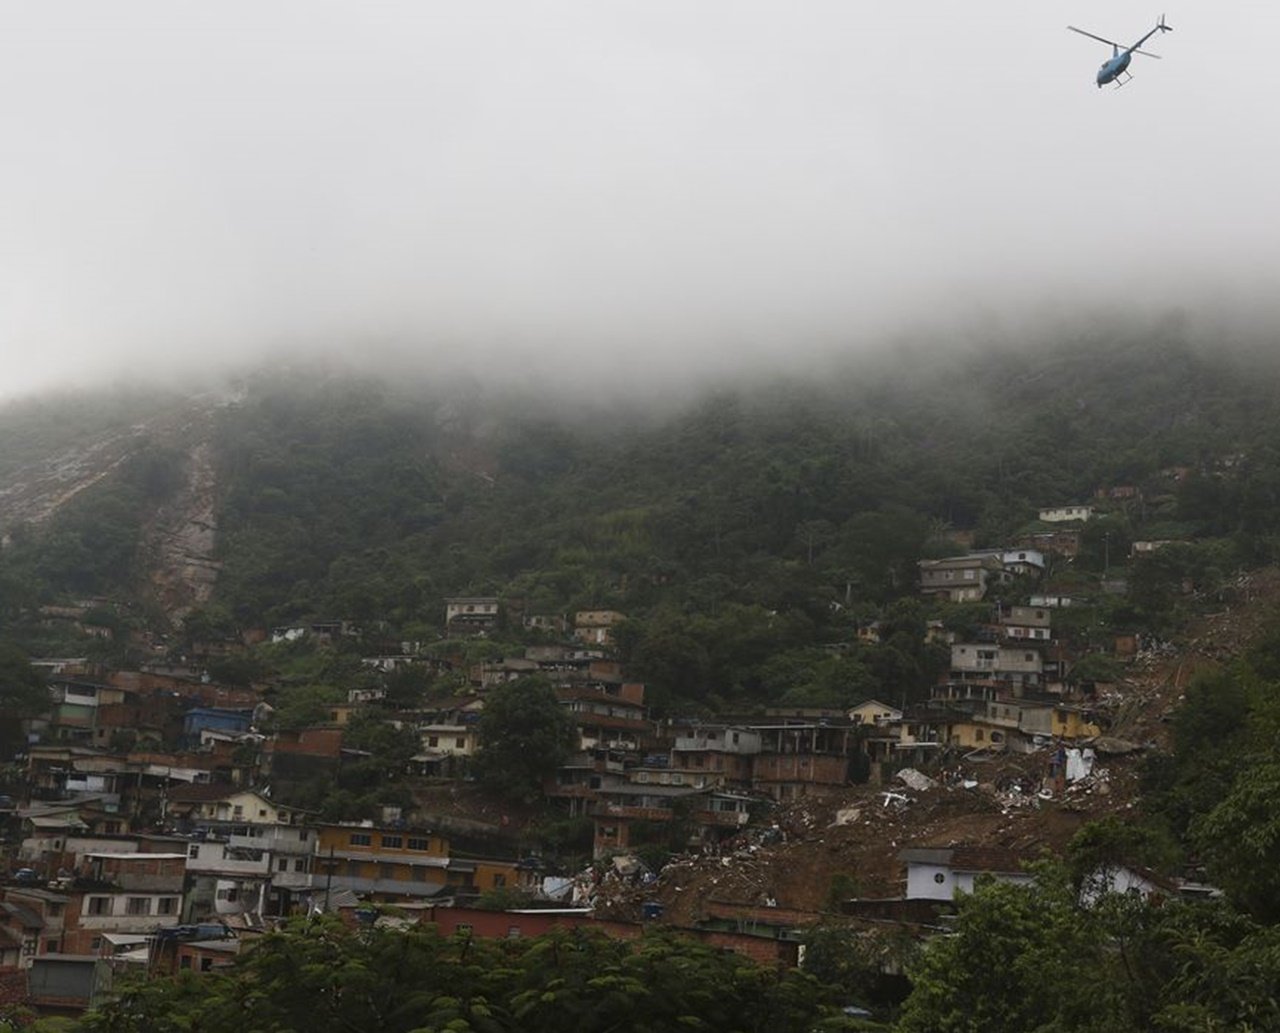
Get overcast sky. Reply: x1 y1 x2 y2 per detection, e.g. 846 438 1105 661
2 1 1278 400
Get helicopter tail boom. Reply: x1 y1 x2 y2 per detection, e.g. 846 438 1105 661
1128 16 1173 56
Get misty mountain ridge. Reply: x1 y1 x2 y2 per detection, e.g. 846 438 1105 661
1 324 1278 665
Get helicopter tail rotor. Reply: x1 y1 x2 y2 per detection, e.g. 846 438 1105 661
1158 13 1172 32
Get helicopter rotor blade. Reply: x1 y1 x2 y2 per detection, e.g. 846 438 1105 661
1132 47 1163 59
1066 25 1121 48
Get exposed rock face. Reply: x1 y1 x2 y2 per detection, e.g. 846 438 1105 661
0 396 226 627
0 428 140 528
143 441 221 626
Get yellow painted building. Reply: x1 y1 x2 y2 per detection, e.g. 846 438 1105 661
945 718 1008 751
312 823 523 902
1051 707 1102 739
848 700 902 727
326 703 361 726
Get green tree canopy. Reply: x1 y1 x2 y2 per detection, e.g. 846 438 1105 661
0 642 46 759
473 675 575 804
80 918 831 1033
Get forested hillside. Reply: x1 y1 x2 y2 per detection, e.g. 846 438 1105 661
3 327 1280 708
190 330 1280 631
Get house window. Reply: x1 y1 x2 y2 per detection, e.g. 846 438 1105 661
975 729 985 741
379 863 395 880
90 937 102 951
407 837 430 851
232 805 243 818
507 926 521 939
456 924 472 935
126 897 152 916
188 844 200 858
87 897 111 916
295 859 307 872
934 872 946 884
493 874 506 888
180 956 192 970
278 858 289 871
382 835 403 849
413 866 428 882
455 737 466 749
158 897 178 915
349 833 372 847
428 736 439 748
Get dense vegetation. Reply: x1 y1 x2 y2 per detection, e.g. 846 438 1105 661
1142 622 1280 923
896 866 1280 1032
7 329 1280 714
70 918 843 1033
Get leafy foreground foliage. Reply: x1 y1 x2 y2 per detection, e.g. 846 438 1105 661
1142 619 1280 924
78 918 839 1033
74 878 1280 1033
897 867 1280 1033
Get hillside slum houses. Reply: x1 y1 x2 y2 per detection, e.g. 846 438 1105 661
1 534 1144 1012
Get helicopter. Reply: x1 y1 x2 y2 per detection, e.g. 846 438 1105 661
1068 15 1172 88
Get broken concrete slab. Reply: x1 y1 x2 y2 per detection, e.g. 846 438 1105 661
895 768 937 792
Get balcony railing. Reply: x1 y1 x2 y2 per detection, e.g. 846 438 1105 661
693 810 749 828
595 805 672 821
